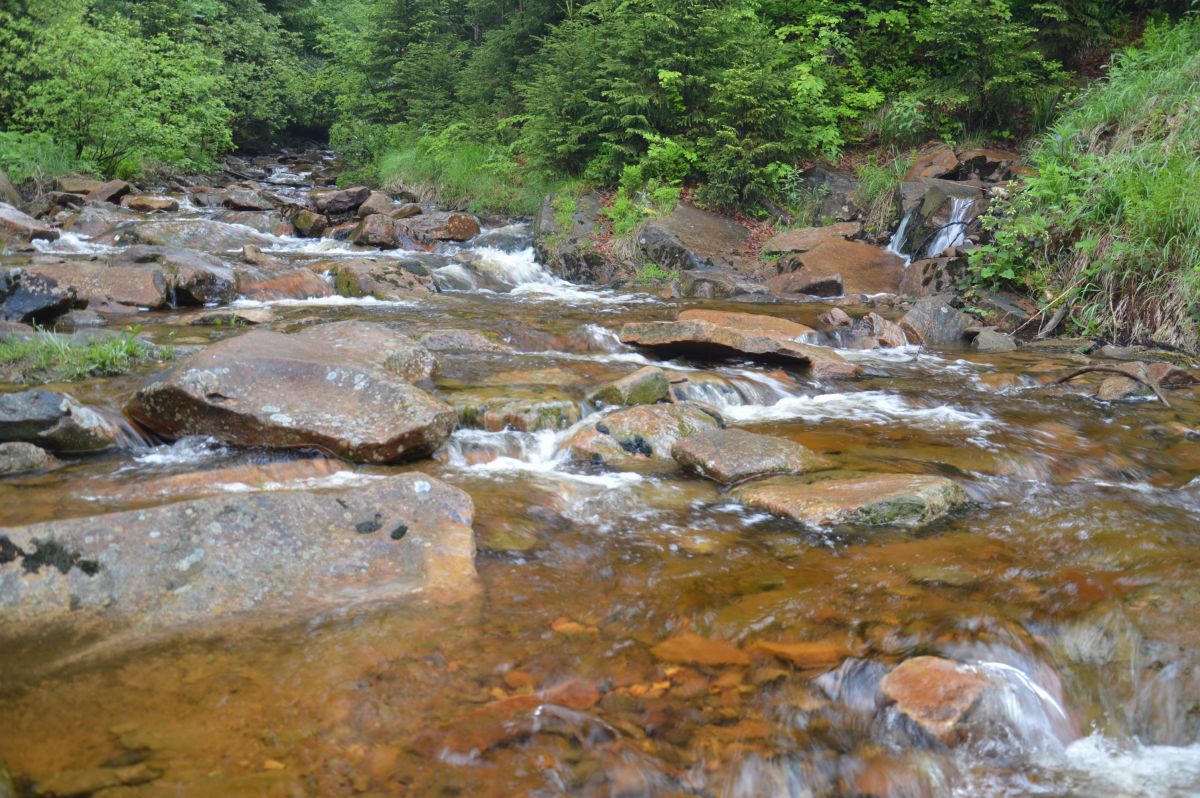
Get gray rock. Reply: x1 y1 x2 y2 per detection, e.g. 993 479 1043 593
0 269 78 324
0 442 59 475
900 296 975 347
0 390 122 453
636 204 751 273
565 402 723 466
222 187 277 211
314 185 371 215
533 191 616 284
114 245 237 305
0 202 58 243
0 473 477 634
84 179 131 204
971 329 1017 353
57 308 107 329
356 190 394 218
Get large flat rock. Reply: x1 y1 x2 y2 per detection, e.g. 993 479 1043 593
565 402 722 466
784 239 905 295
127 324 454 463
636 204 751 272
671 429 831 484
0 202 58 242
0 473 476 635
734 472 967 528
24 260 168 309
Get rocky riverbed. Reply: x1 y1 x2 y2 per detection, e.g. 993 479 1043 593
1 151 1199 797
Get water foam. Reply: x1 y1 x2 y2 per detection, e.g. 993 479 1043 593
721 390 994 436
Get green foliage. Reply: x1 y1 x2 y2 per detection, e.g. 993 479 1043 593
855 149 915 233
632 262 680 284
0 327 162 383
0 132 93 186
970 17 1200 351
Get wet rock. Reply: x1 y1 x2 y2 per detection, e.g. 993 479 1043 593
978 372 1023 392
0 473 477 633
781 239 905 295
61 204 135 238
880 656 987 744
0 442 58 475
835 312 908 349
56 177 103 195
240 244 281 267
330 258 435 300
214 209 295 236
0 390 122 453
188 307 273 327
1097 375 1142 401
356 190 394 218
766 270 844 297
120 195 178 213
534 191 615 284
222 188 277 211
115 245 237 305
236 267 332 301
0 270 78 324
348 214 414 249
899 296 975 347
906 564 979 588
391 202 423 219
905 144 958 181
0 203 59 243
313 185 371 216
127 326 454 462
619 310 859 379
671 429 830 484
24 260 168 309
565 402 722 466
417 329 512 354
971 329 1016 353
84 179 132 204
750 639 850 668
817 307 853 331
33 763 162 796
651 633 749 667
290 207 328 237
123 219 273 251
472 226 534 252
588 366 669 407
297 320 437 383
636 204 751 272
451 386 581 432
762 222 862 255
670 269 771 300
401 211 481 242
734 472 967 528
57 309 106 329
898 256 960 298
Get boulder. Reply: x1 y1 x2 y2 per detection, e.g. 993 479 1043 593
417 329 512 354
734 473 967 528
215 210 293 236
114 245 237 305
0 390 123 453
833 311 909 350
880 656 988 744
588 366 669 407
671 429 831 484
898 257 959 298
450 386 581 432
801 167 861 222
84 179 131 204
0 172 20 207
236 267 332 301
0 270 77 324
55 177 104 196
331 258 436 300
533 191 616 284
905 144 958 181
58 309 106 329
955 148 1022 181
24 260 168 308
0 442 58 475
122 219 273 251
816 307 853 331
619 310 859 379
0 203 59 243
970 329 1017 353
62 203 138 237
564 402 722 466
783 239 905 295
291 208 329 237
120 195 179 213
762 222 862 255
391 202 423 219
349 214 415 249
0 473 477 634
126 326 455 463
313 185 371 216
296 320 436 383
222 188 276 211
636 203 751 272
669 270 773 301
900 297 976 347
401 211 481 242
356 191 394 218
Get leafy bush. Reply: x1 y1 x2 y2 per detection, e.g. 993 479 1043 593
855 149 915 234
0 132 92 187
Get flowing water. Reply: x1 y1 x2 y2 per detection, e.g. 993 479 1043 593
2 160 1200 797
924 197 976 259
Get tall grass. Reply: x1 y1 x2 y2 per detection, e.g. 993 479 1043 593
972 18 1200 352
0 328 160 382
855 149 915 235
0 131 94 191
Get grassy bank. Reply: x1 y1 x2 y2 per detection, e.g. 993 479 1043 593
0 329 163 383
972 18 1200 352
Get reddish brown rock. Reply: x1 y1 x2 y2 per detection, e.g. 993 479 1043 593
880 656 988 744
0 203 59 243
84 179 132 204
25 261 167 308
565 402 722 465
750 639 850 668
401 211 481 242
671 429 830 484
120 195 179 213
762 222 862 255
784 239 905 295
652 633 749 667
905 144 959 181
236 268 332 301
734 473 967 529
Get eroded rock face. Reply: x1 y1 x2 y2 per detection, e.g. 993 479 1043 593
880 656 988 744
671 429 830 484
0 390 122 453
127 325 455 463
0 203 59 243
0 473 477 634
782 239 905 295
619 310 859 379
734 473 967 528
762 222 862 255
636 204 751 273
565 402 722 466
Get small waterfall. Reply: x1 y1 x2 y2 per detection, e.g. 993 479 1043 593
885 207 917 262
924 196 975 258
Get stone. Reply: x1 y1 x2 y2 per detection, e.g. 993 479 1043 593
783 239 905 295
978 372 1022 392
619 310 859 379
0 473 476 634
295 320 437 383
401 211 481 242
391 202 423 219
222 188 277 211
880 656 988 744
0 202 59 242
835 312 908 349
636 204 751 272
675 270 772 300
766 271 844 298
290 208 328 237
450 386 581 432
588 366 669 407
240 244 280 267
905 144 959 181
800 167 861 222
671 429 830 484
651 633 749 667
115 245 237 305
330 258 435 300
313 185 371 216
123 219 274 251
1097 375 1142 401
898 257 959 298
55 176 104 195
23 260 168 309
188 308 273 327
356 191 394 218
84 179 132 204
564 402 722 466
0 270 77 324
900 297 975 347
126 326 455 463
32 763 162 796
750 639 849 668
0 442 58 475
533 191 616 284
971 329 1017 353
734 473 967 529
58 309 107 329
236 268 332 301
817 308 853 330
0 390 122 453
762 222 862 255
349 214 414 249
120 194 179 213
417 329 512 353
956 148 1022 181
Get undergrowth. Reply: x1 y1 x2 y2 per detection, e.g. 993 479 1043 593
0 328 163 382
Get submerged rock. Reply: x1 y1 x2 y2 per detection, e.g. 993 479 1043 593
0 473 477 634
450 385 580 432
671 429 830 484
565 402 722 466
127 325 454 463
734 472 967 528
0 390 123 453
587 366 669 407
0 442 59 475
651 633 749 667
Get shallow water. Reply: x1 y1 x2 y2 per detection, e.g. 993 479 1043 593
3 162 1200 797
